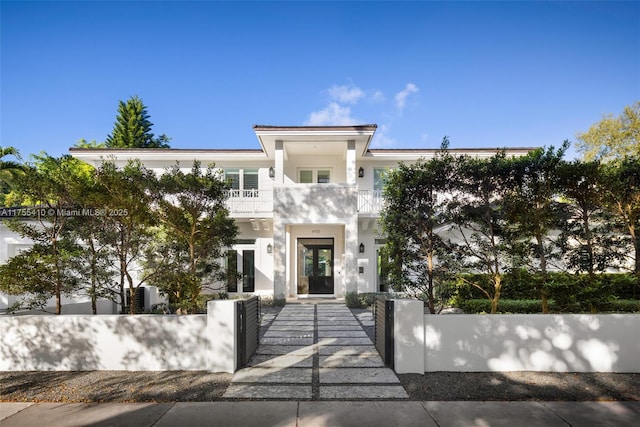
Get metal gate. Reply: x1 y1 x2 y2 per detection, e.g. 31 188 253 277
374 298 394 368
236 296 260 367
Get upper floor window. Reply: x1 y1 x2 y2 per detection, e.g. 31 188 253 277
225 168 259 193
299 169 331 184
374 168 394 191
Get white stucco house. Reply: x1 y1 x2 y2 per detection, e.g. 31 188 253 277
1 124 533 309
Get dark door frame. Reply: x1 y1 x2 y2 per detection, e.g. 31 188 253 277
297 238 334 295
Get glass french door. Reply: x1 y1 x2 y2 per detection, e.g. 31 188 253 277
298 238 334 295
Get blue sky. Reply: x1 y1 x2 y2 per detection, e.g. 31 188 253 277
1 1 638 160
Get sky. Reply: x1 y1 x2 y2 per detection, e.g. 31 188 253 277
1 1 639 161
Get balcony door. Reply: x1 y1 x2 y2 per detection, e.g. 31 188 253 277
297 238 334 295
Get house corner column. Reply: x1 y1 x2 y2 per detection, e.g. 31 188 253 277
275 140 284 183
273 216 287 300
344 216 358 295
346 140 356 185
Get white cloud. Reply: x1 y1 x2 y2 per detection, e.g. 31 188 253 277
304 102 358 126
328 84 364 104
371 90 385 103
394 83 419 110
370 124 396 148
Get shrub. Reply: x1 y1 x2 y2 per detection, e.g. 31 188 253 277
345 291 367 308
260 295 286 308
462 299 549 314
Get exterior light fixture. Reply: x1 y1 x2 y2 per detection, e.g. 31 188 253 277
267 243 273 254
269 166 275 178
358 167 364 178
359 243 365 253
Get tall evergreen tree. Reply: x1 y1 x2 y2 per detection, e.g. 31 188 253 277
105 96 170 148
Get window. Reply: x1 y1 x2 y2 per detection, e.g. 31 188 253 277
225 168 259 195
226 250 238 292
374 168 393 191
299 168 331 184
300 170 313 184
242 250 255 292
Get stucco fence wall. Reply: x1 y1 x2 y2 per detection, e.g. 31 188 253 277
0 300 239 372
392 300 640 374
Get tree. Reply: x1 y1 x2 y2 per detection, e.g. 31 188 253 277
576 102 640 162
105 96 170 148
380 139 457 313
0 146 24 206
599 156 640 276
504 143 568 313
448 152 518 314
0 155 90 314
94 159 159 313
557 160 625 278
145 161 237 313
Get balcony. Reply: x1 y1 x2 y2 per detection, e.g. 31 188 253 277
358 190 384 215
225 190 273 217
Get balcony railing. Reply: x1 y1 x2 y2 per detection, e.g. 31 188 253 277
225 189 385 216
358 190 384 214
225 190 273 215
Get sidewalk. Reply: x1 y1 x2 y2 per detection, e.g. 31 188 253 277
2 401 639 426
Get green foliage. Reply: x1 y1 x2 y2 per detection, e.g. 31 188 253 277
345 291 367 308
260 295 286 308
144 161 237 314
0 146 24 206
577 101 640 162
105 96 170 148
345 291 402 308
380 138 457 313
461 298 639 314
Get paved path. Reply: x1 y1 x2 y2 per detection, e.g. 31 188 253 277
3 401 639 426
223 302 408 400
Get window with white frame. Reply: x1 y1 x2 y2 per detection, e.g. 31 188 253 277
298 168 331 184
225 168 259 196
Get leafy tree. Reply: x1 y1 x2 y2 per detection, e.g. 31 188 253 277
448 152 518 314
557 160 625 278
105 96 170 148
145 161 237 313
599 156 640 276
94 159 159 313
380 139 457 313
74 139 106 149
504 143 568 313
0 146 24 206
65 164 119 314
0 155 90 314
576 102 640 162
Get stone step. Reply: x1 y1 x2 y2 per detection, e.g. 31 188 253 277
317 330 368 338
317 345 378 356
319 368 401 384
260 337 314 346
319 355 385 368
223 385 311 399
248 354 313 368
320 385 409 399
317 338 373 346
232 367 312 383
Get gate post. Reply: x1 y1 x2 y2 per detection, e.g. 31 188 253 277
393 299 425 374
207 299 238 373
375 297 394 368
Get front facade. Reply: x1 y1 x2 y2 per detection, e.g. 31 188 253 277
2 125 534 307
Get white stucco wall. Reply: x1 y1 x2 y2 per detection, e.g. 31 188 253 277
0 314 212 371
423 314 640 373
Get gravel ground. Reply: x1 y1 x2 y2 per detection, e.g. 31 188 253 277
2 371 637 403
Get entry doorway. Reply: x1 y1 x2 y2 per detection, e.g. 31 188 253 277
297 238 334 295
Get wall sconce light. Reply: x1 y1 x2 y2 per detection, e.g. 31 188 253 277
269 166 275 178
358 167 364 178
359 243 365 253
267 243 273 254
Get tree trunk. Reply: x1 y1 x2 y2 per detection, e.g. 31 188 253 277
535 233 550 314
491 274 502 314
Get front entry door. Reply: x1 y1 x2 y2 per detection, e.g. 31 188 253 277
298 238 334 295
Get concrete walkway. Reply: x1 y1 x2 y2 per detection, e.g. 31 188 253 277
2 401 639 426
223 302 408 400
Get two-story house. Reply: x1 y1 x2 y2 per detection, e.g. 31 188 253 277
70 124 532 301
1 124 533 311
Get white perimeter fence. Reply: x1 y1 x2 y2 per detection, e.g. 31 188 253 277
391 300 640 374
0 300 241 373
